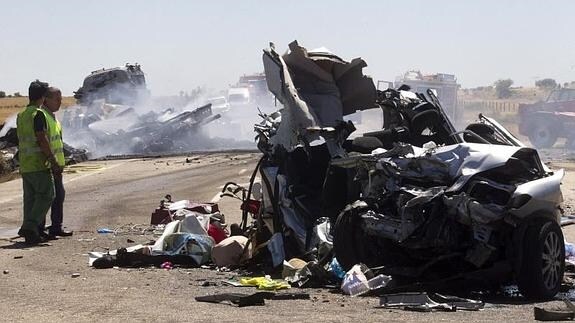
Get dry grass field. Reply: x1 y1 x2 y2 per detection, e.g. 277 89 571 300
0 96 76 124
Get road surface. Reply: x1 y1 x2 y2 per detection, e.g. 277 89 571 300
1 152 575 322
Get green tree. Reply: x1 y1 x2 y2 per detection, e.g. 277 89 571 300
0 91 5 98
494 79 513 99
13 92 22 97
535 78 557 89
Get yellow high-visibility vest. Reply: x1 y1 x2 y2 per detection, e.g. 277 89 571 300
17 105 65 173
42 108 65 167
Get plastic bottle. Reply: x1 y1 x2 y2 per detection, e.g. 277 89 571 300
329 258 346 280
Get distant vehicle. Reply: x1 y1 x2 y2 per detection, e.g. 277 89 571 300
205 96 230 110
380 70 460 125
518 88 575 148
74 63 149 106
238 73 268 98
227 87 251 106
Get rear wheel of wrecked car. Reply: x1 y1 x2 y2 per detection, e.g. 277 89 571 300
334 205 376 271
334 205 397 271
334 207 360 271
517 218 564 300
527 120 558 149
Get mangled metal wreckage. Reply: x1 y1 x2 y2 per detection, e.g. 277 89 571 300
249 41 565 300
67 103 220 155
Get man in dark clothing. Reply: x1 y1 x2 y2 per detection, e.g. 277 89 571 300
16 80 54 244
36 87 73 238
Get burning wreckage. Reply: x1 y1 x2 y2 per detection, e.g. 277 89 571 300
65 64 221 156
65 102 220 155
0 102 220 171
0 64 223 170
89 42 566 303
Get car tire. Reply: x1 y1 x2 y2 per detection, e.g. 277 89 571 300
334 205 401 271
528 120 559 149
517 218 564 300
333 206 363 271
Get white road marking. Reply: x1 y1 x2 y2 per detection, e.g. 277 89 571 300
210 191 223 203
64 161 127 184
217 182 253 189
0 161 129 205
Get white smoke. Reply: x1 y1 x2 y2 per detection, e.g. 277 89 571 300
58 85 263 158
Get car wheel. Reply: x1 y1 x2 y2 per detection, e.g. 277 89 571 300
528 121 558 148
333 206 364 271
517 218 564 300
333 205 401 271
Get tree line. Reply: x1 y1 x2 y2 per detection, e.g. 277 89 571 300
0 91 22 98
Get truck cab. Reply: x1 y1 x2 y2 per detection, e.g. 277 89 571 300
518 88 575 148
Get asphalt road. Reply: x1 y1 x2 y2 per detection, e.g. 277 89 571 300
1 152 575 322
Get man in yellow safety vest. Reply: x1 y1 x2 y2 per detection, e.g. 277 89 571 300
41 87 73 239
16 80 61 244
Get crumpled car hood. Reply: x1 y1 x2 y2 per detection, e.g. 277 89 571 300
432 143 531 191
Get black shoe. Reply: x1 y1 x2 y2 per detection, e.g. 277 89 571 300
40 231 58 241
18 228 49 245
49 229 73 238
24 234 48 245
18 228 33 237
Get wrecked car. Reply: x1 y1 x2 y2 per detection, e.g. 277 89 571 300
74 63 149 106
64 103 220 155
245 41 565 300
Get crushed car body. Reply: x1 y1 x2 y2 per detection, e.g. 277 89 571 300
74 63 149 106
84 103 220 155
247 40 566 300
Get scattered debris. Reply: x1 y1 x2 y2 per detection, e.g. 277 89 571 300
379 292 484 312
160 262 173 270
341 264 391 297
71 273 80 278
90 197 227 269
195 291 309 307
239 276 291 291
211 236 250 267
195 292 267 307
534 300 575 321
562 215 575 227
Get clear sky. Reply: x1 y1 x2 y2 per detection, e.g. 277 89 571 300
1 0 574 96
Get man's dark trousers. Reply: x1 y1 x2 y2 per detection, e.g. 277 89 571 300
49 173 65 232
39 173 65 234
